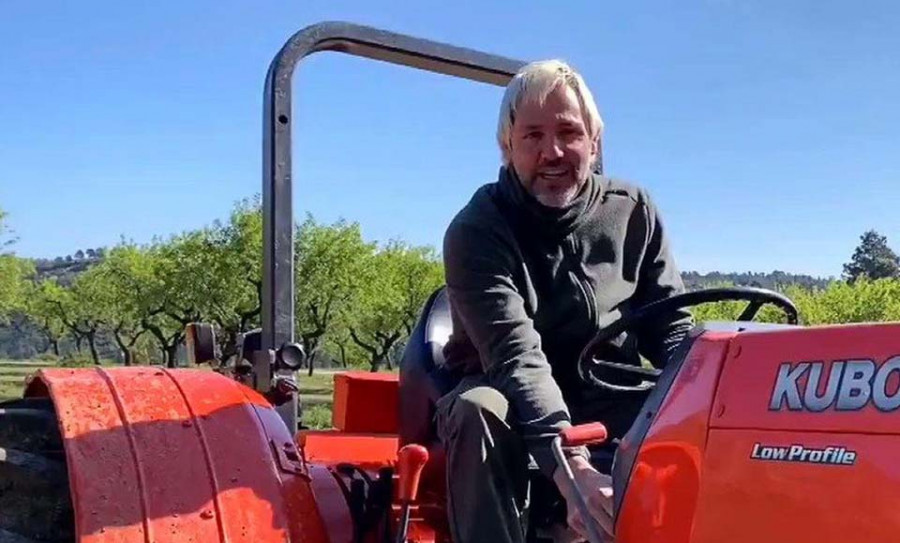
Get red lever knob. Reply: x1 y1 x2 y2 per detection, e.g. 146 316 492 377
396 444 429 503
560 422 608 448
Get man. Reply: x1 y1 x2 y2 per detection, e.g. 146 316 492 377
437 59 693 542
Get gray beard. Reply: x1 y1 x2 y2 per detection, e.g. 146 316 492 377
533 182 582 208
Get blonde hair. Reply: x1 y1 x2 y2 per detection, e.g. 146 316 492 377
496 59 603 164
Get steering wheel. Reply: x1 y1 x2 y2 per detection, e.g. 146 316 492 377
577 287 799 393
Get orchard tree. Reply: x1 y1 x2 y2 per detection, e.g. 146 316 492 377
145 234 208 367
25 280 70 357
210 197 264 359
325 327 368 368
294 216 374 375
89 244 155 365
349 241 444 371
143 199 264 367
63 269 108 364
0 208 33 322
0 256 31 323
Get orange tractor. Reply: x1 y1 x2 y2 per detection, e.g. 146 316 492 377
3 21 899 543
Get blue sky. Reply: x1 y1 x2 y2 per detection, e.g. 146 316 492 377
1 1 898 278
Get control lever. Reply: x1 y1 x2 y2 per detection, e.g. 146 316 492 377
551 422 609 543
395 444 429 543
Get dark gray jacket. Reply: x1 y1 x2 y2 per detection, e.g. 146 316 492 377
441 166 692 476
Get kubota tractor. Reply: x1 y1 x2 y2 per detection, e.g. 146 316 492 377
3 21 899 543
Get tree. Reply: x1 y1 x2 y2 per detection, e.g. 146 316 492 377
294 216 374 375
0 256 32 323
149 198 264 365
0 209 33 323
842 230 900 283
349 241 444 371
210 197 264 358
142 199 264 368
144 235 205 367
59 271 107 364
89 244 154 365
325 327 368 368
24 280 68 357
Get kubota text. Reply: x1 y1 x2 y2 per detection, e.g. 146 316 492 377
769 357 900 412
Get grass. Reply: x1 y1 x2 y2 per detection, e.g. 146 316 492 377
0 379 24 400
0 359 55 401
302 403 334 430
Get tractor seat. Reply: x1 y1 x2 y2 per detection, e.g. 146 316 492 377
398 286 458 449
398 286 460 501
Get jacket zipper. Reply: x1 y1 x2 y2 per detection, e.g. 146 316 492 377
566 236 598 329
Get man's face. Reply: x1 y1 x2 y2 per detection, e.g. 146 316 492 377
508 83 598 208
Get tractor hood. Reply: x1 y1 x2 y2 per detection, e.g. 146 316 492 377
709 323 900 433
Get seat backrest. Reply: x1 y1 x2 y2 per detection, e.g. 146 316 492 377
398 286 458 446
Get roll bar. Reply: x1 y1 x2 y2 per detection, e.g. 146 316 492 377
260 21 601 429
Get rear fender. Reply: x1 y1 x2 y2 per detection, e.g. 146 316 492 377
25 367 351 543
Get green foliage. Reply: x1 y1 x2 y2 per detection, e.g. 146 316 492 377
785 279 900 324
0 208 34 323
690 278 900 326
0 256 32 323
302 403 333 430
6 195 900 377
294 215 375 372
348 241 444 371
842 230 900 283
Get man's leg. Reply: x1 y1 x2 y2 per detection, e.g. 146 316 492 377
436 377 532 543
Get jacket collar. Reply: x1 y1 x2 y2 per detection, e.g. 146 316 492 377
496 165 604 238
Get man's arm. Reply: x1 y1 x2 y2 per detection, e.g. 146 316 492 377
633 193 694 367
443 218 587 477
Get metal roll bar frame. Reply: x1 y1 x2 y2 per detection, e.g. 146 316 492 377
260 21 603 430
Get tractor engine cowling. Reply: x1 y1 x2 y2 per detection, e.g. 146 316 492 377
614 322 900 543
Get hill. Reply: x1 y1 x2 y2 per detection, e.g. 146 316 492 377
682 270 832 291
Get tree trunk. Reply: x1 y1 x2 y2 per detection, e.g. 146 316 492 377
166 345 179 368
339 344 348 368
87 331 100 365
349 328 400 373
50 340 60 357
113 330 132 366
300 334 321 376
306 348 321 377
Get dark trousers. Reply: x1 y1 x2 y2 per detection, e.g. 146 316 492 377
435 376 620 543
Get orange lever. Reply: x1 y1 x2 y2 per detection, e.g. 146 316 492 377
560 422 608 448
397 444 429 503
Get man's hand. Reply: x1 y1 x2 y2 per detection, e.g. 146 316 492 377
552 455 615 542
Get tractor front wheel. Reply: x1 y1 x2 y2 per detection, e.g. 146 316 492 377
0 397 74 543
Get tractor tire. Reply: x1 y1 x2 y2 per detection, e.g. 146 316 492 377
0 397 74 543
